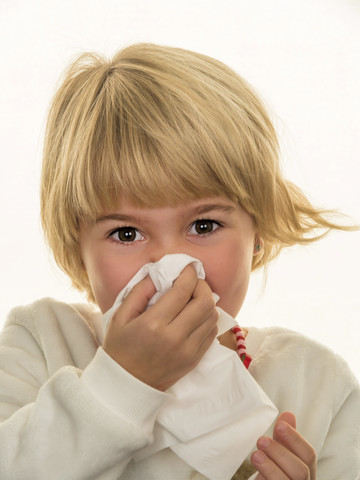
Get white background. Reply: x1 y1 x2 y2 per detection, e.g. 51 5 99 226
0 0 359 380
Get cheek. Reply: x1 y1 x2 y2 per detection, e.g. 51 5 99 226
204 242 254 317
85 253 140 313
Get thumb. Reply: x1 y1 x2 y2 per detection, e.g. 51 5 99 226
112 276 157 326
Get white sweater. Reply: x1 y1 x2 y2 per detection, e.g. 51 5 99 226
0 298 359 479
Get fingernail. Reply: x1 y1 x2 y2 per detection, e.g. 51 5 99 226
257 436 270 449
276 421 288 434
252 450 266 465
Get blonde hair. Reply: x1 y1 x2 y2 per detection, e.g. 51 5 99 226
41 43 352 300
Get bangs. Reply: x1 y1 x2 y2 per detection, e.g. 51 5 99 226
64 54 268 220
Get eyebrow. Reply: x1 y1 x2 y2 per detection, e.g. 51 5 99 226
95 203 235 224
95 213 138 224
187 204 235 216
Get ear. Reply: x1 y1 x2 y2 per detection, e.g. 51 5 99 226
253 236 264 256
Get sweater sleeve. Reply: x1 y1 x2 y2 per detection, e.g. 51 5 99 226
0 303 171 480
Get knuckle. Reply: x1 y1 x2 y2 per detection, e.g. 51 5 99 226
205 308 219 333
212 323 219 337
304 446 317 467
196 292 216 314
196 278 213 295
298 464 310 480
211 308 220 324
142 316 161 336
207 322 219 340
175 283 192 305
182 339 202 363
110 306 122 324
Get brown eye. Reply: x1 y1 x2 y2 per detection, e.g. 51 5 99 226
190 220 220 235
110 227 143 243
195 220 213 234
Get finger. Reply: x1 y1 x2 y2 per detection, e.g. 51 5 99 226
149 264 198 321
172 319 218 376
275 411 296 431
253 471 270 480
273 420 316 478
112 275 157 326
254 435 311 479
251 449 289 480
174 278 217 336
187 311 219 353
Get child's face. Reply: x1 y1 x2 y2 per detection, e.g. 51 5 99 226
79 196 256 317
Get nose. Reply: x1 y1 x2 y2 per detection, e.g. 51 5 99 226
148 239 193 264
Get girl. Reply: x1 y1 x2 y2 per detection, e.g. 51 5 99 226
0 43 359 479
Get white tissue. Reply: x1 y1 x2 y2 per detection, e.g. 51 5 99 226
102 254 278 480
102 253 237 337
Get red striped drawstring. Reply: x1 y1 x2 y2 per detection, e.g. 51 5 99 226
232 326 252 369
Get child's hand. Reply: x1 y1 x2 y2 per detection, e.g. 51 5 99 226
251 412 317 479
103 265 219 391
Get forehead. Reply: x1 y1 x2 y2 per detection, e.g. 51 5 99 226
93 196 253 226
101 195 233 212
